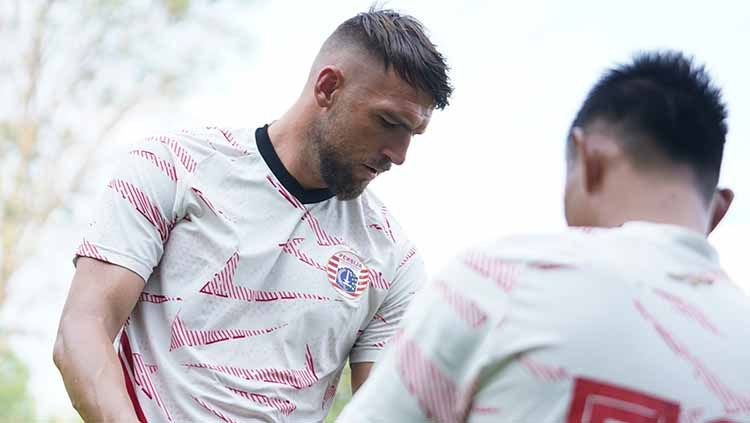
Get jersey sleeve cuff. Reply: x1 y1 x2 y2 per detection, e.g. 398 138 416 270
349 348 382 364
73 247 152 284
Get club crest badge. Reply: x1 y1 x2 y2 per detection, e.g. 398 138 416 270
327 251 369 300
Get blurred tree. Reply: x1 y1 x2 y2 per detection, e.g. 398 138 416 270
0 0 253 309
0 2 252 415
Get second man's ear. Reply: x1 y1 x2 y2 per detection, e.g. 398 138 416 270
708 187 734 234
314 66 344 108
572 127 605 195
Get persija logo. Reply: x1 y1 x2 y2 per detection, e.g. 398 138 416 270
327 251 369 300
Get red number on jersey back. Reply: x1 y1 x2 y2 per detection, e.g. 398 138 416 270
566 377 680 423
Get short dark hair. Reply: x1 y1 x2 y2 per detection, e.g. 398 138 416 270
568 51 728 200
329 7 452 110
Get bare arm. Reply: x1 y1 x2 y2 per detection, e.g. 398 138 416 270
53 257 145 423
350 361 374 394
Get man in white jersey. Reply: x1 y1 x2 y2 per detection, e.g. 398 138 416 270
339 51 746 423
53 9 452 422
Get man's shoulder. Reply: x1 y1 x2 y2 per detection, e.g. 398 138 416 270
440 227 621 280
134 126 259 163
356 189 415 247
472 228 600 262
429 229 619 309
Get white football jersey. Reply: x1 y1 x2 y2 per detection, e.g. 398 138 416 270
338 222 750 423
74 125 425 422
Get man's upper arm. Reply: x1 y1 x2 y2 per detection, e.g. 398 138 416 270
60 258 145 340
350 362 374 394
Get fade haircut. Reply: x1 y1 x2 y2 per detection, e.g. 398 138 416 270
568 51 728 201
324 7 452 110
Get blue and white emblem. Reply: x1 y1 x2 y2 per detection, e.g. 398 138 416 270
327 251 369 299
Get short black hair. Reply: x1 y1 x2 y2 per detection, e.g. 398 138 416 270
329 7 452 110
568 51 728 201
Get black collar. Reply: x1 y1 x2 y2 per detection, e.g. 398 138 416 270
256 125 335 204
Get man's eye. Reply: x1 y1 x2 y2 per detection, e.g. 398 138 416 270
380 117 399 128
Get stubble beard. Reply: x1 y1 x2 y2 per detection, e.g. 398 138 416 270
309 117 369 201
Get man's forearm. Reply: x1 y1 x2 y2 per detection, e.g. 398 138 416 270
54 318 140 423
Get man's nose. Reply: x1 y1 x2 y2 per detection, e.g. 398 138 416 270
380 134 411 166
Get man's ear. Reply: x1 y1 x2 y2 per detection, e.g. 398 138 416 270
314 66 343 109
572 127 605 195
708 187 734 234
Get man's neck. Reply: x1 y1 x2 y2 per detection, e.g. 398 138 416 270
266 110 326 190
599 178 710 235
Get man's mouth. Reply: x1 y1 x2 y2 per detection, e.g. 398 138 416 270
362 164 380 179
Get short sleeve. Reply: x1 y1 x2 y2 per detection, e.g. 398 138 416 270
73 137 193 283
349 243 427 364
339 255 505 423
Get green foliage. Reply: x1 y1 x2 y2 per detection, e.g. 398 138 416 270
0 346 36 423
325 364 353 423
162 0 191 19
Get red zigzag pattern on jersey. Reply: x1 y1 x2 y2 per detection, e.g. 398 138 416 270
635 300 750 413
368 269 391 290
132 353 172 421
130 150 178 181
192 396 236 423
207 127 249 155
372 313 389 325
434 280 488 328
301 209 344 246
279 238 326 272
397 247 417 271
380 206 396 243
185 345 319 390
397 335 463 423
169 314 286 351
368 206 396 243
652 288 722 336
266 175 344 246
369 340 388 349
394 331 498 420
140 292 182 304
518 355 570 382
76 238 108 262
144 135 197 172
267 175 303 208
108 179 175 242
462 252 522 292
322 383 337 409
190 187 235 223
228 386 297 417
200 251 333 302
118 333 173 422
191 187 226 218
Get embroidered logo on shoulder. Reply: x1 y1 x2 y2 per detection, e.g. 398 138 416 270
667 270 729 286
327 251 369 300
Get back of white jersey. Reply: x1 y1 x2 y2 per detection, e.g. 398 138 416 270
339 222 750 423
